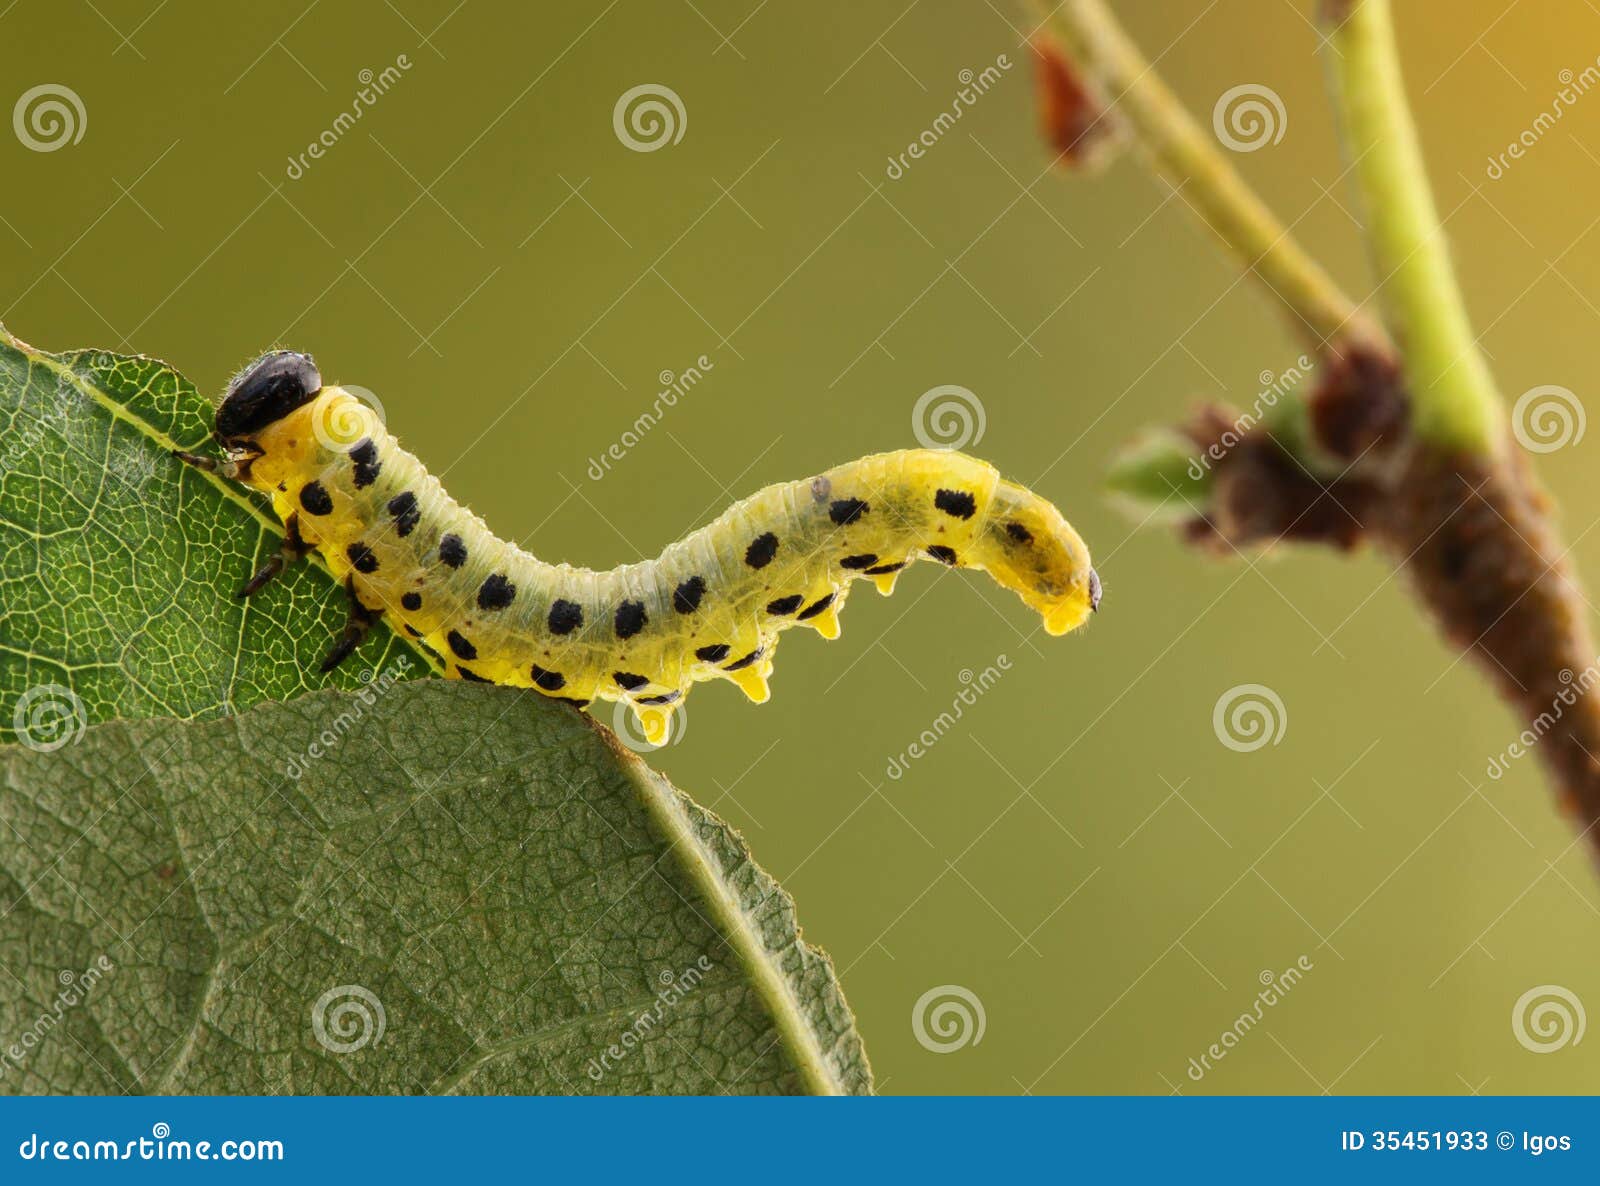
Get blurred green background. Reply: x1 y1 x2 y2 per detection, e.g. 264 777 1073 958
5 0 1599 1094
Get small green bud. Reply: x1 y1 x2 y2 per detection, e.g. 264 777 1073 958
1105 429 1212 523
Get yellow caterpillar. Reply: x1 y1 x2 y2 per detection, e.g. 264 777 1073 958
179 352 1101 742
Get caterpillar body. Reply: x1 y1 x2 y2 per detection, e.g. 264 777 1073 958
181 352 1101 743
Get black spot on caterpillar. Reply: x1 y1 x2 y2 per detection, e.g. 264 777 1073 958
934 488 977 520
181 351 1100 742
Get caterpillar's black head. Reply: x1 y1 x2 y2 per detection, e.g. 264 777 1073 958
215 350 321 442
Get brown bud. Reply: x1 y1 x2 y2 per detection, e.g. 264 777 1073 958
1032 36 1124 169
1209 436 1375 551
1308 342 1408 460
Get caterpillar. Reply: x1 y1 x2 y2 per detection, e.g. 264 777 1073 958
178 351 1101 743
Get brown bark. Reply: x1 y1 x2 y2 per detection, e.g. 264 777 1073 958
1188 348 1600 843
1382 446 1599 831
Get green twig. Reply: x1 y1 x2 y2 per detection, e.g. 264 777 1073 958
1035 0 1367 352
1323 0 1502 454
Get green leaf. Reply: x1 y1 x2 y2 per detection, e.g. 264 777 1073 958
0 680 871 1094
0 323 428 743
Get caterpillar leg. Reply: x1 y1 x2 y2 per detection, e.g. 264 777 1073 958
237 513 308 599
720 646 774 704
796 586 847 640
870 564 905 597
173 446 259 482
174 448 233 478
725 662 771 704
176 446 295 598
631 695 683 746
318 576 383 673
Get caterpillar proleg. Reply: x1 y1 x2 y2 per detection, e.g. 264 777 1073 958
180 352 1101 742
